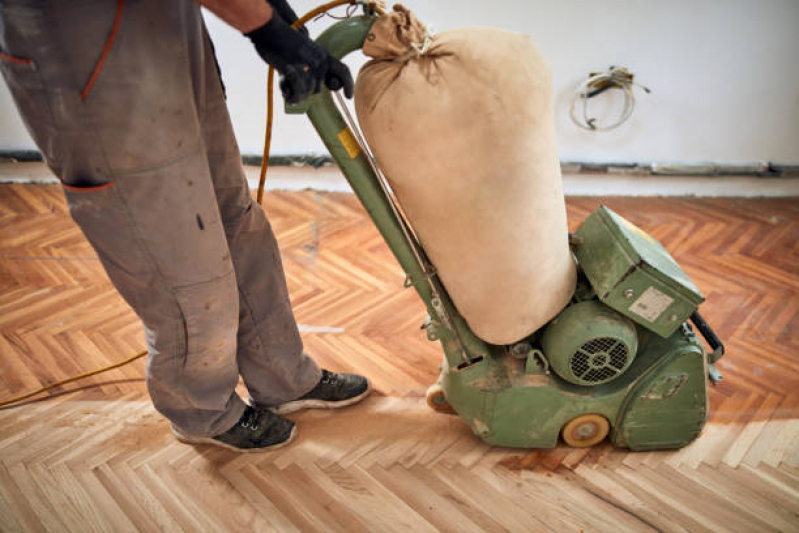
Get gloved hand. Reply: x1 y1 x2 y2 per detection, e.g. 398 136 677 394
267 0 308 37
246 14 353 104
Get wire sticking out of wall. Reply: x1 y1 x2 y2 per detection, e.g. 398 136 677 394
570 66 651 132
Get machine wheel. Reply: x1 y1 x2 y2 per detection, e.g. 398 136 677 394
561 414 610 448
426 383 456 415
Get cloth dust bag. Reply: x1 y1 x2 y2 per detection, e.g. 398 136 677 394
354 5 576 344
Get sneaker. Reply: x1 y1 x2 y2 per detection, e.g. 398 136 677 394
171 405 296 453
271 369 371 415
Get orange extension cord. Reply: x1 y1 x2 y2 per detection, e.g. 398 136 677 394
0 1 383 408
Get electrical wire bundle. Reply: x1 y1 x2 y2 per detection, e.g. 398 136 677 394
569 66 651 132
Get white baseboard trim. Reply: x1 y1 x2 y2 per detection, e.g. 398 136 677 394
243 166 799 198
2 162 797 197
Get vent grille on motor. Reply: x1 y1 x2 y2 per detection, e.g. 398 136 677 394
541 300 639 386
569 337 630 385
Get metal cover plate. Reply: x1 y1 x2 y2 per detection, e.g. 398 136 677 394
574 206 704 337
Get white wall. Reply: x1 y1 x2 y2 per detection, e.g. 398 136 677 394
2 0 798 165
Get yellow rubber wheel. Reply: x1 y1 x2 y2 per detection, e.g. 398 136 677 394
561 414 610 448
426 383 456 415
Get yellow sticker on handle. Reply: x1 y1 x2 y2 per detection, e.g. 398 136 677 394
338 127 361 159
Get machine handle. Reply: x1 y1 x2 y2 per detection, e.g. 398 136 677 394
689 311 725 363
298 15 493 369
689 311 725 385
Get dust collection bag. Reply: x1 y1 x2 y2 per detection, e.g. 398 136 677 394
354 5 577 344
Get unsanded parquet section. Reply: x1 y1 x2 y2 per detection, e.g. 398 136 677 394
0 182 797 532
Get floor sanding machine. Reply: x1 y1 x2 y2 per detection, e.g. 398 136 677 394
292 13 725 450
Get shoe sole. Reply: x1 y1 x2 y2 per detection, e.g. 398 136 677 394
271 381 372 416
171 425 297 453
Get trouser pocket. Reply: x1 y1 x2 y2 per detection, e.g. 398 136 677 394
62 181 157 314
0 50 35 68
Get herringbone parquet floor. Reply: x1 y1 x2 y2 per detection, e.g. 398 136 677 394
0 182 797 532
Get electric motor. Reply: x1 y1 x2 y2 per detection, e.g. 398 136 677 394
541 300 638 386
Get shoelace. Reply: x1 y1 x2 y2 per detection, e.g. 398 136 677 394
320 370 339 385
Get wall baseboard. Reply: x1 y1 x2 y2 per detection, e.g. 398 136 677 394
2 161 796 197
2 150 797 178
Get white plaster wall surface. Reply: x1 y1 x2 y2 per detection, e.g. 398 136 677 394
1 0 798 165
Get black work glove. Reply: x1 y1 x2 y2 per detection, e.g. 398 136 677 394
267 0 308 37
246 14 354 105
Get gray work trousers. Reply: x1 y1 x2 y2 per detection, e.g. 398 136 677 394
0 0 321 436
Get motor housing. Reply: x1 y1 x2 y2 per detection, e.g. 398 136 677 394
542 300 638 386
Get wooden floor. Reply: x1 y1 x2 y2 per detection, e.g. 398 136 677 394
0 183 797 532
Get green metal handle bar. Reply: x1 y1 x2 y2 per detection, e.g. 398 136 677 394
286 15 491 368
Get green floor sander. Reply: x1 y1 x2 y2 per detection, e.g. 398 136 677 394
291 14 725 450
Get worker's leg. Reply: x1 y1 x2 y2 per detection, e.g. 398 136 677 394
0 0 245 436
196 25 322 406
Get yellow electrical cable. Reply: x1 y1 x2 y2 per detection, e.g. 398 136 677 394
257 0 385 204
257 65 275 205
0 350 148 408
0 1 383 409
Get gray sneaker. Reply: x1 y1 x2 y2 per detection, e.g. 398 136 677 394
271 369 371 415
171 405 296 453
